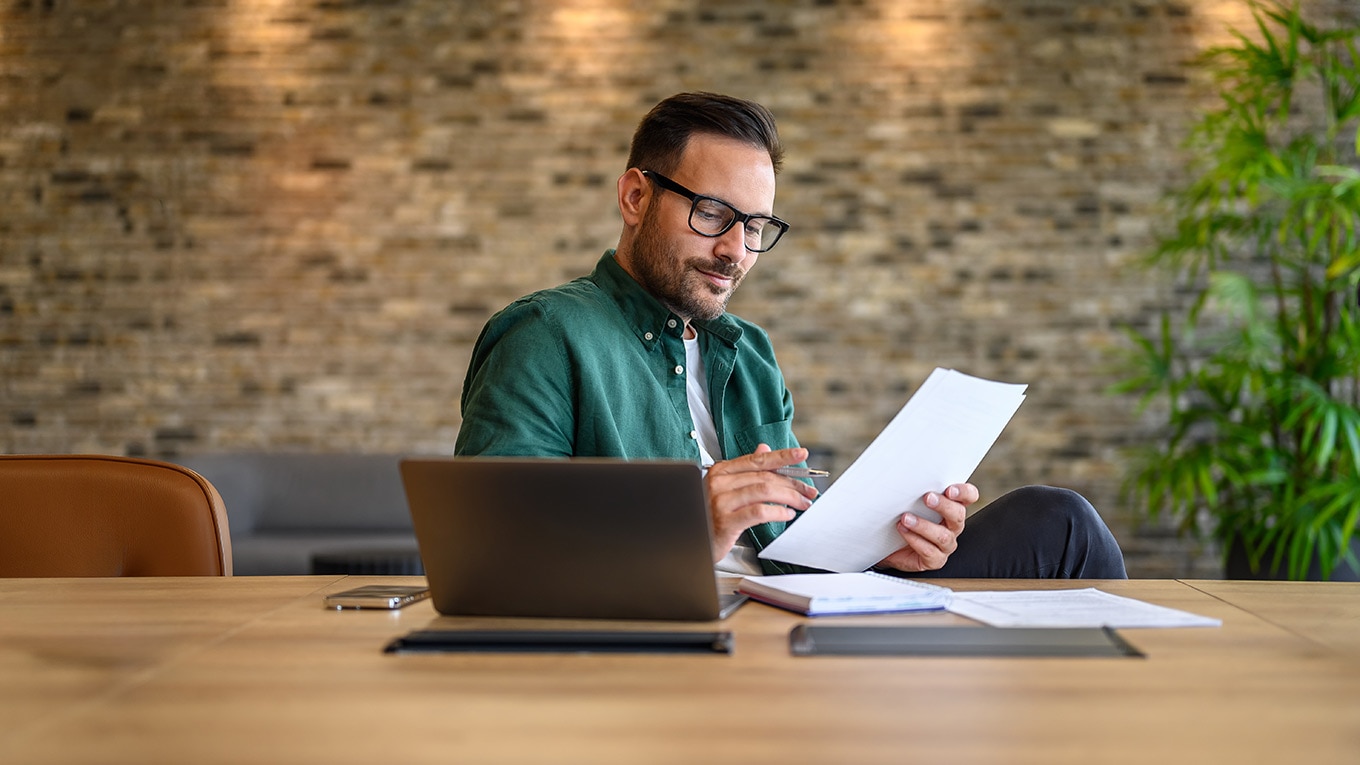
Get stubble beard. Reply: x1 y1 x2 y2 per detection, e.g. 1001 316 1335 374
630 210 745 323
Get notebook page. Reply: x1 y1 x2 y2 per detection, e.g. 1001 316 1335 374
738 572 952 615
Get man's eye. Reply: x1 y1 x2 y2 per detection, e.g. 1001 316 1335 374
694 201 729 224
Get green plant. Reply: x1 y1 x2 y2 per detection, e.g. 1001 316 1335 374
1115 1 1360 580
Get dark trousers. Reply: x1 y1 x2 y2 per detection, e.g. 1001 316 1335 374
910 485 1128 579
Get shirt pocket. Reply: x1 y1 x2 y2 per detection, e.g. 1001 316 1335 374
731 420 801 457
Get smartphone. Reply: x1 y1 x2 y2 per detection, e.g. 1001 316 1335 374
324 585 431 610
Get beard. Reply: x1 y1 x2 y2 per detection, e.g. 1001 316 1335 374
629 207 746 322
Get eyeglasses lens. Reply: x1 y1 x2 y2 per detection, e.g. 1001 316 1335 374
688 199 784 252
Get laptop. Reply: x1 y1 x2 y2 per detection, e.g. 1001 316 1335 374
399 457 748 621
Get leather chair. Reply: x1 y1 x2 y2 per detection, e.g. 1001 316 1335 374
0 454 233 577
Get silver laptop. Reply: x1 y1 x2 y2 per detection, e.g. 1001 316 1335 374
399 457 747 621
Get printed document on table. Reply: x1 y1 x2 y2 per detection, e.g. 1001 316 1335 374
946 588 1223 628
759 367 1027 573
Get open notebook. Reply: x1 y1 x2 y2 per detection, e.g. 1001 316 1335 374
738 572 953 616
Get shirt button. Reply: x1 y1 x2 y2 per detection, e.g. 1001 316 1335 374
674 365 684 375
689 430 698 440
667 319 677 329
644 332 654 341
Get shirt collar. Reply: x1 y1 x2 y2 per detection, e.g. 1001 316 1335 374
589 250 742 348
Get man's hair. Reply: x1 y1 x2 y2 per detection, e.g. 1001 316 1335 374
625 92 784 177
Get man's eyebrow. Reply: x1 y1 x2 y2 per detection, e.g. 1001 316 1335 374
668 171 774 217
705 190 775 218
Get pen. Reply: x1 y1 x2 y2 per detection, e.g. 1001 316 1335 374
775 467 830 478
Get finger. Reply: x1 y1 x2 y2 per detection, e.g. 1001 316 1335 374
711 501 797 558
731 502 798 528
711 499 798 554
944 483 980 506
707 451 817 501
709 445 809 476
923 491 967 531
897 512 959 557
709 465 819 504
879 532 946 573
889 529 949 571
878 549 925 573
712 479 816 516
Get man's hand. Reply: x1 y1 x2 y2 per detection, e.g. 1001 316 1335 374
876 483 977 573
704 444 819 562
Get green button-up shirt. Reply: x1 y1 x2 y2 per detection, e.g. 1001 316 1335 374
455 250 804 572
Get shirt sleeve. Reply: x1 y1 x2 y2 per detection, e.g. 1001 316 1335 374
455 298 576 457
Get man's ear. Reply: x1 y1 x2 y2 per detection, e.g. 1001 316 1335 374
617 168 650 226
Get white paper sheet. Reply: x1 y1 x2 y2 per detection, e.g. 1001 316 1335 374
946 588 1223 628
759 368 1027 572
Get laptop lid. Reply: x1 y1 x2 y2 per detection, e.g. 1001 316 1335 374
400 457 726 621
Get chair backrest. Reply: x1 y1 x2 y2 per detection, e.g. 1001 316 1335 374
0 454 233 577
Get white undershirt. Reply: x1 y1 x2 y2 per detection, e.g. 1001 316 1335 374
684 333 763 576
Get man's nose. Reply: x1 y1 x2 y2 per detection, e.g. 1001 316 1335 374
713 223 747 263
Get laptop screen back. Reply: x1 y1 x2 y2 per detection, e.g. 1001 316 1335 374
400 458 722 621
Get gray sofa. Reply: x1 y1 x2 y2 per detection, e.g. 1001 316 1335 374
174 453 423 576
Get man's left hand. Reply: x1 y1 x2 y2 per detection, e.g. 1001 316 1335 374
876 483 977 573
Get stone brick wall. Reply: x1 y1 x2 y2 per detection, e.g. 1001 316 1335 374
3 0 1356 577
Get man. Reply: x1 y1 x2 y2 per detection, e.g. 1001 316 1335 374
455 92 1126 579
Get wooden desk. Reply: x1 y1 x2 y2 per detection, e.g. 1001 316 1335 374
1 577 1357 764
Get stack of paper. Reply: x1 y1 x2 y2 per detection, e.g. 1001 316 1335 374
760 368 1027 572
946 588 1223 628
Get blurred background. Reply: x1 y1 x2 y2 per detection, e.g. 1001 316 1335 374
4 0 1357 577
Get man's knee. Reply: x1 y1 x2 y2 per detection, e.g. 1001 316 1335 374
993 485 1117 546
993 485 1095 523
1006 485 1126 577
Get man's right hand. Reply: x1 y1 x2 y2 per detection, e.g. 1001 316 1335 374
703 443 819 562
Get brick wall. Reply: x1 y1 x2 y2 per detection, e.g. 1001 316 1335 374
3 0 1356 577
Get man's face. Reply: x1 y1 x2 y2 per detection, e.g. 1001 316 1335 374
623 135 777 323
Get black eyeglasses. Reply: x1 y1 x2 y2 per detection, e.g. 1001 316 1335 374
642 170 790 253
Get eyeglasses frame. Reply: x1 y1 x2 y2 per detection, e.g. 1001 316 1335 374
640 170 790 253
